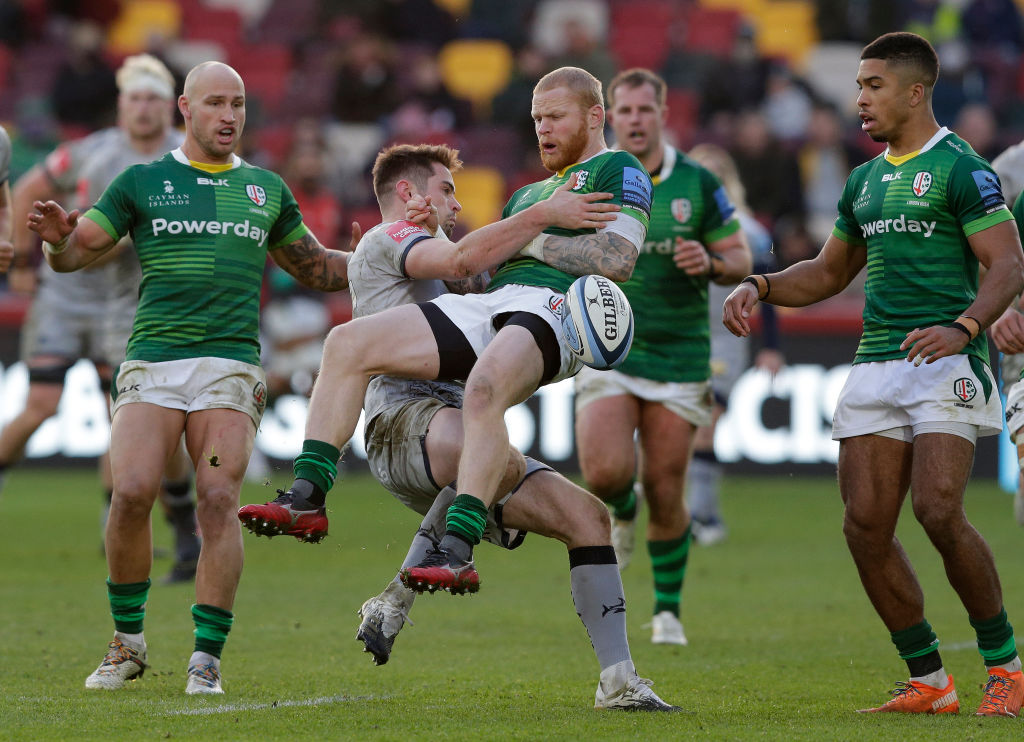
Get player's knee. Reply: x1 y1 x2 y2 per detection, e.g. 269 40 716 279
112 478 159 519
462 374 501 417
841 507 884 549
196 484 239 525
912 499 963 541
581 459 632 498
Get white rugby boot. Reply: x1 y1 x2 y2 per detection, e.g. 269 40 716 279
594 659 681 711
84 635 149 689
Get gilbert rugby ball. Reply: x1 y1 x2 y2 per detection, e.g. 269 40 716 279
560 274 634 370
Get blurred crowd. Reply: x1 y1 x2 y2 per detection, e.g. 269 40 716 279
1 0 1023 389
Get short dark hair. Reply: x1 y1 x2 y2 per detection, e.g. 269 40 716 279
861 32 939 88
607 68 667 108
371 144 463 203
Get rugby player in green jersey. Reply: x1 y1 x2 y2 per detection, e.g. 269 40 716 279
574 69 751 647
27 62 351 696
241 67 651 597
724 32 1024 716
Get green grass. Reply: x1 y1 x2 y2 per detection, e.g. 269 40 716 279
1 468 1022 740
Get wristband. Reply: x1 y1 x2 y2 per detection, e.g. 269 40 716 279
948 321 972 339
43 236 69 255
707 252 723 280
520 234 547 261
741 274 770 300
955 315 980 340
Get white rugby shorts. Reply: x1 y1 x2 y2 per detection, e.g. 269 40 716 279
428 284 582 384
112 357 267 427
573 366 713 427
831 355 1002 441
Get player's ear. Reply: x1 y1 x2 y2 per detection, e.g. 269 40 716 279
395 178 415 202
178 95 190 120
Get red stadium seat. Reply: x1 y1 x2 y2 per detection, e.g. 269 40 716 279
682 7 741 58
609 0 676 70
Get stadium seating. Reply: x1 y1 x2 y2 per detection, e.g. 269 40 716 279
453 166 505 232
681 6 742 58
609 0 676 71
437 40 514 118
750 0 818 65
106 0 182 56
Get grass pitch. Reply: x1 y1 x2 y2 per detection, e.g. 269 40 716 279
1 467 1021 740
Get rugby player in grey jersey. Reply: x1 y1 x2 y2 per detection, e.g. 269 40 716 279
0 125 12 271
337 142 678 711
5 55 201 583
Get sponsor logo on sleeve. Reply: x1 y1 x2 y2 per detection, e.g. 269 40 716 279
246 184 267 206
621 166 652 217
712 185 736 221
971 170 1004 209
386 221 430 243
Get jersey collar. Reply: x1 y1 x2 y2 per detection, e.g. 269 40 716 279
651 144 677 185
171 147 242 172
555 147 612 178
884 126 951 166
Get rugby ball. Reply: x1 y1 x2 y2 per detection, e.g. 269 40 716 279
561 274 634 370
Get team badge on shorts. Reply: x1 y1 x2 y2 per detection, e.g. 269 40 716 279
253 381 268 412
953 377 976 403
246 184 267 206
547 293 564 317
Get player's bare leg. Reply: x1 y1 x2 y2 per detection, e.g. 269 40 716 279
86 403 184 691
638 402 697 644
180 407 256 695
576 395 640 567
841 433 960 710
239 304 442 540
0 363 64 491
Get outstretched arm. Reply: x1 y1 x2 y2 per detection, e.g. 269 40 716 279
723 233 865 337
27 200 118 272
404 178 620 281
271 224 358 292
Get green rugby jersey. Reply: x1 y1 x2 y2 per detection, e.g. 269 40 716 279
85 149 309 365
617 146 741 382
487 148 652 294
832 128 1013 365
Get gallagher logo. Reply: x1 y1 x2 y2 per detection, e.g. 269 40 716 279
246 184 267 206
912 172 932 197
953 378 976 402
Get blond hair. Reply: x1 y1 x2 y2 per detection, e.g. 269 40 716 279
116 54 175 98
533 66 603 110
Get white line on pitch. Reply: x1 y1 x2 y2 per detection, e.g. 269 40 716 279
166 694 384 715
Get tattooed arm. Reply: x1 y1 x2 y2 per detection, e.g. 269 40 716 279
271 232 350 291
534 231 638 283
444 272 491 295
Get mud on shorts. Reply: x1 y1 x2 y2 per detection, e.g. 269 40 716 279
112 357 268 427
831 355 1002 444
421 284 583 385
573 366 714 428
364 396 552 549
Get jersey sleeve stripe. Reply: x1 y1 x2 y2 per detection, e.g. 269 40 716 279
831 225 864 245
962 206 1014 238
703 219 742 245
269 222 310 250
83 208 121 242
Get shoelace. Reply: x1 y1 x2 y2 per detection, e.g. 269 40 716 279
416 547 451 568
885 681 923 701
189 662 220 686
101 640 139 667
271 489 294 505
978 675 1013 710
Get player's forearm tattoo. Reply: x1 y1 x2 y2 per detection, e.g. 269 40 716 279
280 233 349 290
444 272 490 295
540 232 637 282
